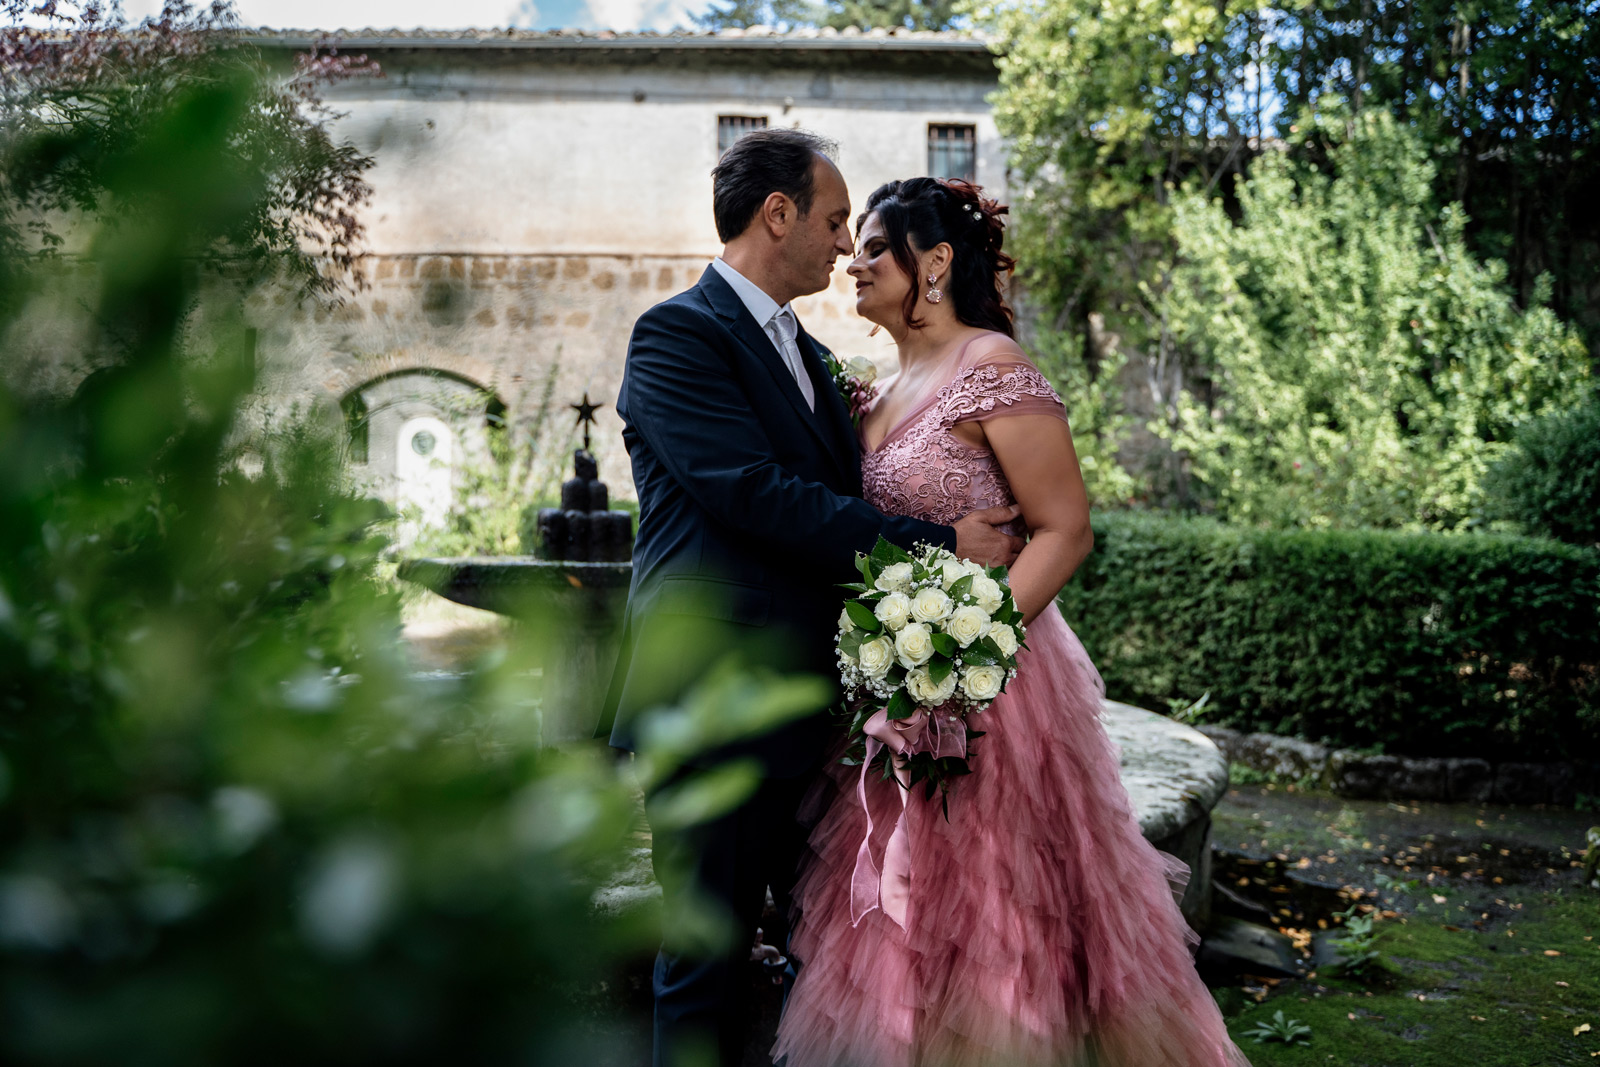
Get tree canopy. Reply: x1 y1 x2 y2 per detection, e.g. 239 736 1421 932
980 0 1597 524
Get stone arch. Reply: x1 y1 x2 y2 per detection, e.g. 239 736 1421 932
335 362 509 544
319 348 504 403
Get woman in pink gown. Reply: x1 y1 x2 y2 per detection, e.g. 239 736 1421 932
770 177 1251 1067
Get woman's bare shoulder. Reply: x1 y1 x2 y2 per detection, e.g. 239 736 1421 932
965 331 1034 369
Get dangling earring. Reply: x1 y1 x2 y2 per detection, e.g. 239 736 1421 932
925 272 943 304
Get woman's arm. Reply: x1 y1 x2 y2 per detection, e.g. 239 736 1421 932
962 411 1093 624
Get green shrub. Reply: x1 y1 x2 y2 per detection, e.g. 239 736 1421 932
1484 395 1600 547
1158 110 1592 531
1058 513 1600 759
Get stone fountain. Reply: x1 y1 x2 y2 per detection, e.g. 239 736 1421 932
399 395 1232 930
398 393 633 742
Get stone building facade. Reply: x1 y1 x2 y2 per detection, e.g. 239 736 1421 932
248 28 1003 520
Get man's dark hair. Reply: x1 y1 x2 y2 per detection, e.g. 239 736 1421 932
710 129 838 243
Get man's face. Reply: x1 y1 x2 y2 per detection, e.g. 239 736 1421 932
782 156 854 299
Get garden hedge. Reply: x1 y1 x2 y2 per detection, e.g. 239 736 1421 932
1057 514 1600 760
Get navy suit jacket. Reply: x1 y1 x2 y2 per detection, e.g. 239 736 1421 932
599 266 956 777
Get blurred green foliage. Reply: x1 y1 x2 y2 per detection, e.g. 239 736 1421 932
0 24 824 1065
0 1 375 303
1158 112 1591 530
1058 513 1600 760
1483 393 1600 547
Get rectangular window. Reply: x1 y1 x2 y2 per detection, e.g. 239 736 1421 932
928 123 977 184
718 115 768 155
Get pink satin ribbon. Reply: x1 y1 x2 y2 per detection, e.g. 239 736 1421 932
848 703 968 929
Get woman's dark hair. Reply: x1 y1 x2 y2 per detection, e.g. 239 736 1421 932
858 177 1016 337
711 129 839 242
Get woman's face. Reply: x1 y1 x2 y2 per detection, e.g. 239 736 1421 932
846 212 915 331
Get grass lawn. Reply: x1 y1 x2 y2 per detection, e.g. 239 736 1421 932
1211 781 1599 1066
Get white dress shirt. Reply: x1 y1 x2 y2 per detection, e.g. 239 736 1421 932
710 257 816 411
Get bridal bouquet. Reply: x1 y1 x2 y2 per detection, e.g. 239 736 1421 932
835 537 1026 803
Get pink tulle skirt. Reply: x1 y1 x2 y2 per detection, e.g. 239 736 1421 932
771 604 1253 1067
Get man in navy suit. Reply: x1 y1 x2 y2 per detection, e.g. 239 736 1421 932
600 129 1023 1067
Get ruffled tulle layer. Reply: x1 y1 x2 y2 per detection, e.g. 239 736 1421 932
771 604 1252 1067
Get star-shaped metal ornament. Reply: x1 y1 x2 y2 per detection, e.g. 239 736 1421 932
571 392 603 452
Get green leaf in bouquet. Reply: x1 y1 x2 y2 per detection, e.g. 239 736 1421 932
976 635 1007 660
928 655 953 686
930 632 958 658
857 553 878 587
961 648 998 666
940 756 973 777
948 573 974 601
845 600 882 633
987 564 1007 581
838 582 870 593
838 628 865 658
885 687 916 721
870 536 914 566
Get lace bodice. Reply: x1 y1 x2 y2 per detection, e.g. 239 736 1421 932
861 351 1067 533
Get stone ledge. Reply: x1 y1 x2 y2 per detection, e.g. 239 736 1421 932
602 702 1232 926
1198 725 1598 807
1102 701 1230 843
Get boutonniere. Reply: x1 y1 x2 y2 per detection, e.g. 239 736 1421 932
823 352 880 427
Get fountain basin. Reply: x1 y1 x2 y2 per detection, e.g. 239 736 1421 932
1101 700 1229 927
397 556 632 617
597 701 1229 932
398 559 1229 928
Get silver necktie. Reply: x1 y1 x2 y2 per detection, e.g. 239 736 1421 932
767 307 816 412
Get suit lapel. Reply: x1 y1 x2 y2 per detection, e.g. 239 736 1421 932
697 267 848 477
795 327 863 489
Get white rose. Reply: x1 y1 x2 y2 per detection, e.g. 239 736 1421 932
857 635 895 677
970 575 1005 614
906 666 959 706
989 624 1019 658
846 356 879 384
911 587 953 624
893 622 935 667
877 562 914 594
940 561 967 590
874 592 912 631
960 664 1006 702
946 605 993 648
839 607 855 633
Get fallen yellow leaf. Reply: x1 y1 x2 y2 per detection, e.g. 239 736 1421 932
1546 950 1563 956
1577 1023 1593 1036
